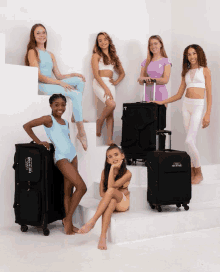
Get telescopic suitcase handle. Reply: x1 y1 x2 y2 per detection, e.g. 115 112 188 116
143 79 156 102
156 130 172 151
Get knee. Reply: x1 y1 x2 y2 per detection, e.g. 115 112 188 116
107 100 116 110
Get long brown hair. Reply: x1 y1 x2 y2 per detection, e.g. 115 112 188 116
144 35 168 71
181 44 207 77
93 32 121 70
24 24 47 66
103 144 127 192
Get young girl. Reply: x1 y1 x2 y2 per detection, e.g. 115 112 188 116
78 144 132 250
138 35 171 106
153 44 212 184
92 32 125 145
25 23 88 150
23 94 87 235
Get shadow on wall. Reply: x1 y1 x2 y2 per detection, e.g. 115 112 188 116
114 39 146 146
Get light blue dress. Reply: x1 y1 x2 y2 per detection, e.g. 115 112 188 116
44 114 76 163
38 49 84 122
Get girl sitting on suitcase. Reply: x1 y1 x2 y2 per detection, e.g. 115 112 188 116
152 44 212 185
138 35 171 107
77 144 132 250
23 93 87 235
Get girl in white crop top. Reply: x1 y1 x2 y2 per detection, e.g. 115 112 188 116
91 32 125 146
153 44 212 185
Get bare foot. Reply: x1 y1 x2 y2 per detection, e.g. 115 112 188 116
72 225 79 233
107 140 115 146
96 119 103 137
98 236 107 250
77 219 95 234
192 174 203 184
63 218 75 235
77 133 88 151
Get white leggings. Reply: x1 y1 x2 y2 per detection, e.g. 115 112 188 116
182 97 205 168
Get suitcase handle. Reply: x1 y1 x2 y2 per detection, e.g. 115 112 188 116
156 130 172 151
143 79 156 102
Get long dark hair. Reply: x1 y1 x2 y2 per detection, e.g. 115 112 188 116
93 32 121 70
103 144 127 192
25 24 47 66
182 44 207 77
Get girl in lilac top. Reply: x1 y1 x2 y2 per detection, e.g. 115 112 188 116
138 35 171 104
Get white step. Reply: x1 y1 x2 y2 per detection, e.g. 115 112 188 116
73 197 220 244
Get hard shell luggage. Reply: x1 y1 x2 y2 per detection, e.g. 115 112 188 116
145 130 191 212
121 80 167 165
13 141 65 236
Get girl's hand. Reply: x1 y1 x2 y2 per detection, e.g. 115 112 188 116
60 81 75 92
38 141 50 150
151 100 164 105
202 113 210 128
104 89 113 100
138 77 152 84
75 73 86 82
109 78 117 86
112 160 123 169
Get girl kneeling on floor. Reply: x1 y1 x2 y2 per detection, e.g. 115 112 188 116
78 144 132 250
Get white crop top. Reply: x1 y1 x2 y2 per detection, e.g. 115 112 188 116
98 58 114 71
185 67 205 89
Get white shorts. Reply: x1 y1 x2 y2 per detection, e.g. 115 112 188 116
93 77 116 103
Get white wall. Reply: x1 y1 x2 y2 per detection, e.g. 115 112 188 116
171 0 220 165
0 0 172 146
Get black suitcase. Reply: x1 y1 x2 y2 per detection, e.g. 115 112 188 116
13 141 65 236
145 130 191 212
121 80 166 164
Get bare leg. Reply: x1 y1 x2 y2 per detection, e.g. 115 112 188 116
106 112 114 145
78 188 122 234
76 121 88 151
192 167 203 184
57 156 87 235
191 167 195 181
98 199 117 250
96 99 116 137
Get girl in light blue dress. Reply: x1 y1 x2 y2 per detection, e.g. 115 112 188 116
25 23 88 150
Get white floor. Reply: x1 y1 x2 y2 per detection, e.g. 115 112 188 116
1 224 220 272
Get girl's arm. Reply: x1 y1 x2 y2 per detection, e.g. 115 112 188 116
51 53 85 81
23 115 52 149
107 168 132 189
110 62 125 86
91 53 113 96
204 67 212 115
154 76 186 105
150 64 171 85
99 170 105 197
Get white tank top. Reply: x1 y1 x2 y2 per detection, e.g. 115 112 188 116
98 58 114 71
185 67 205 89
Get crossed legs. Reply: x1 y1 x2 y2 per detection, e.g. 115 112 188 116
56 156 87 235
78 188 123 250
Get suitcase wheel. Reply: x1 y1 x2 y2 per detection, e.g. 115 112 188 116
20 225 28 232
43 228 50 236
176 204 181 208
156 205 162 212
149 203 155 210
183 204 189 211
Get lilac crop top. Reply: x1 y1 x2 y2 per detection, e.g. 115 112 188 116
140 57 172 102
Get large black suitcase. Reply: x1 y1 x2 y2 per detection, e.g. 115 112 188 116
145 130 191 212
13 141 65 236
121 80 166 164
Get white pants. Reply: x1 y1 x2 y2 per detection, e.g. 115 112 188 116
182 97 205 168
93 77 116 103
